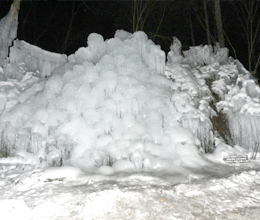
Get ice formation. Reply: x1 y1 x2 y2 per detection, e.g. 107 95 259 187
167 37 183 64
166 40 215 153
183 43 229 67
0 3 259 169
0 1 20 64
0 30 211 169
216 61 260 151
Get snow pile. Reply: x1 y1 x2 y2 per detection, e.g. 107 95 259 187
9 40 68 78
0 30 207 170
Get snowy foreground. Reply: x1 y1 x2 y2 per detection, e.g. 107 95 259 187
1 162 260 220
1 12 260 218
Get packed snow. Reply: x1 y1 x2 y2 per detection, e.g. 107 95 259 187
1 4 260 219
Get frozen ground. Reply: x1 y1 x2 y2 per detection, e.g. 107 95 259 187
1 161 260 220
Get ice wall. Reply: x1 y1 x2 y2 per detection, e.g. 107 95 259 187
9 40 68 77
0 1 20 64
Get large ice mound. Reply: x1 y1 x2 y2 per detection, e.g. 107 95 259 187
0 30 208 169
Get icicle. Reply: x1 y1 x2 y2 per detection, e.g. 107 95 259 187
133 31 165 75
148 44 165 75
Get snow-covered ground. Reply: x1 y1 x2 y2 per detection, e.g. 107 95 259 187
1 4 260 219
1 162 260 220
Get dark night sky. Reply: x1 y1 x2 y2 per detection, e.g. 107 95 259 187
0 1 260 78
0 1 207 54
1 1 119 54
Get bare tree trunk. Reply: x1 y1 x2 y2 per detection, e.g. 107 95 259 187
214 0 225 47
60 2 76 53
131 0 153 32
204 0 211 45
188 6 195 46
232 0 260 74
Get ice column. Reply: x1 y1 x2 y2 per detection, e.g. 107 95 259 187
134 31 165 75
9 40 68 77
0 1 20 64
